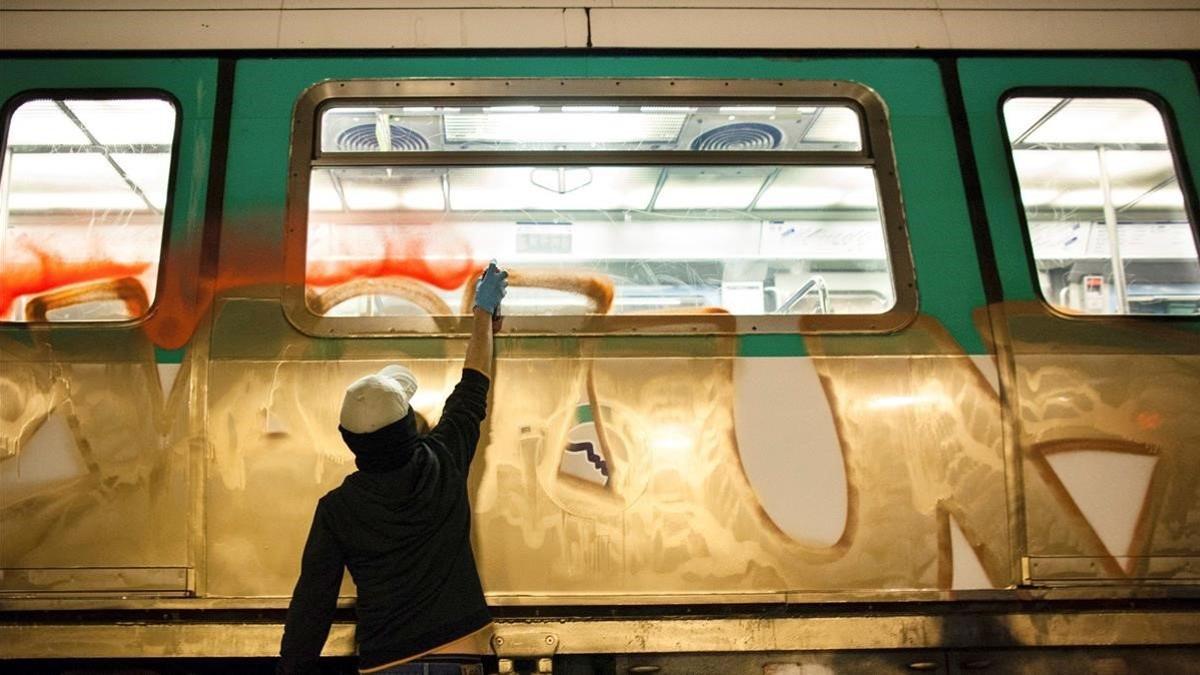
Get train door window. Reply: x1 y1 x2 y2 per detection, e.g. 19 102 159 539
1002 95 1200 316
0 95 177 322
289 81 915 334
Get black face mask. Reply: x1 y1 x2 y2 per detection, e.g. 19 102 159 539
338 411 422 472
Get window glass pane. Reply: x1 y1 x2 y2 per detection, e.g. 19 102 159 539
319 103 863 153
1004 96 1200 315
0 97 176 322
305 165 894 317
1 95 175 324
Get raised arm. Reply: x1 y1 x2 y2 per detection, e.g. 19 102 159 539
462 307 496 378
426 263 506 470
463 261 507 378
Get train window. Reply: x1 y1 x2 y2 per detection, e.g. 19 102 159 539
289 81 914 334
0 95 177 322
1003 96 1200 316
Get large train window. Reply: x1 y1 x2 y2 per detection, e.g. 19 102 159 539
286 80 915 334
1003 94 1200 316
0 93 178 322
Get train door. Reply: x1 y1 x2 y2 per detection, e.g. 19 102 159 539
0 59 218 595
958 57 1200 584
211 55 1009 606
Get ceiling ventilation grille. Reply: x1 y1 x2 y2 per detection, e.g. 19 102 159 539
335 123 430 152
690 122 782 151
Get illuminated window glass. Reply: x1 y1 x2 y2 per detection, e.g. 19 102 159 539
0 96 176 322
1004 96 1200 316
320 104 863 153
305 98 896 320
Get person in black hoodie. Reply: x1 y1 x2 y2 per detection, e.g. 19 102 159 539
278 262 508 675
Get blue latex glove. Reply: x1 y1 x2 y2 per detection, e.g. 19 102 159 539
473 261 508 315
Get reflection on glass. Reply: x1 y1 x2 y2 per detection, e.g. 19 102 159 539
305 165 895 317
1004 97 1200 315
320 103 863 153
0 98 175 322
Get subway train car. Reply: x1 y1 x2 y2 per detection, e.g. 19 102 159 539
2 2 1200 672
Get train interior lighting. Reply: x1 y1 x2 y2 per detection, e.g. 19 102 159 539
0 97 175 322
307 102 893 319
1004 96 1200 315
319 103 863 152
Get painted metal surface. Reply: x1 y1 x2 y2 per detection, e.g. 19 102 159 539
0 58 217 592
958 57 1200 582
222 56 986 352
201 328 1008 598
0 55 1198 659
4 611 1200 658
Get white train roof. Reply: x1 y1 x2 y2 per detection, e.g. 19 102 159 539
1 0 1199 51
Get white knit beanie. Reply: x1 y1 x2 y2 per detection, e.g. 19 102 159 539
338 364 419 434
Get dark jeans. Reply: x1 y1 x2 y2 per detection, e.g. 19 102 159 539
372 656 484 675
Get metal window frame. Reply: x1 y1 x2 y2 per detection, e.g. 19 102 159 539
0 88 183 327
997 86 1200 321
284 79 917 337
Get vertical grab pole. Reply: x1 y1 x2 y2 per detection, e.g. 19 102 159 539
1096 146 1129 313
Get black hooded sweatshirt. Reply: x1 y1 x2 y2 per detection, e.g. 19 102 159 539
278 368 492 675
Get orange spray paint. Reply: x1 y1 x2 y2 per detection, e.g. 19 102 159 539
2 223 480 349
0 237 152 319
305 230 478 290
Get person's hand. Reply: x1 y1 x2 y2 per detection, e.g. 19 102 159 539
473 260 508 316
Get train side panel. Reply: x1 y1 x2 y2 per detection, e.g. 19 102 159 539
1 53 1198 661
207 55 1005 601
0 58 217 596
960 57 1200 584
